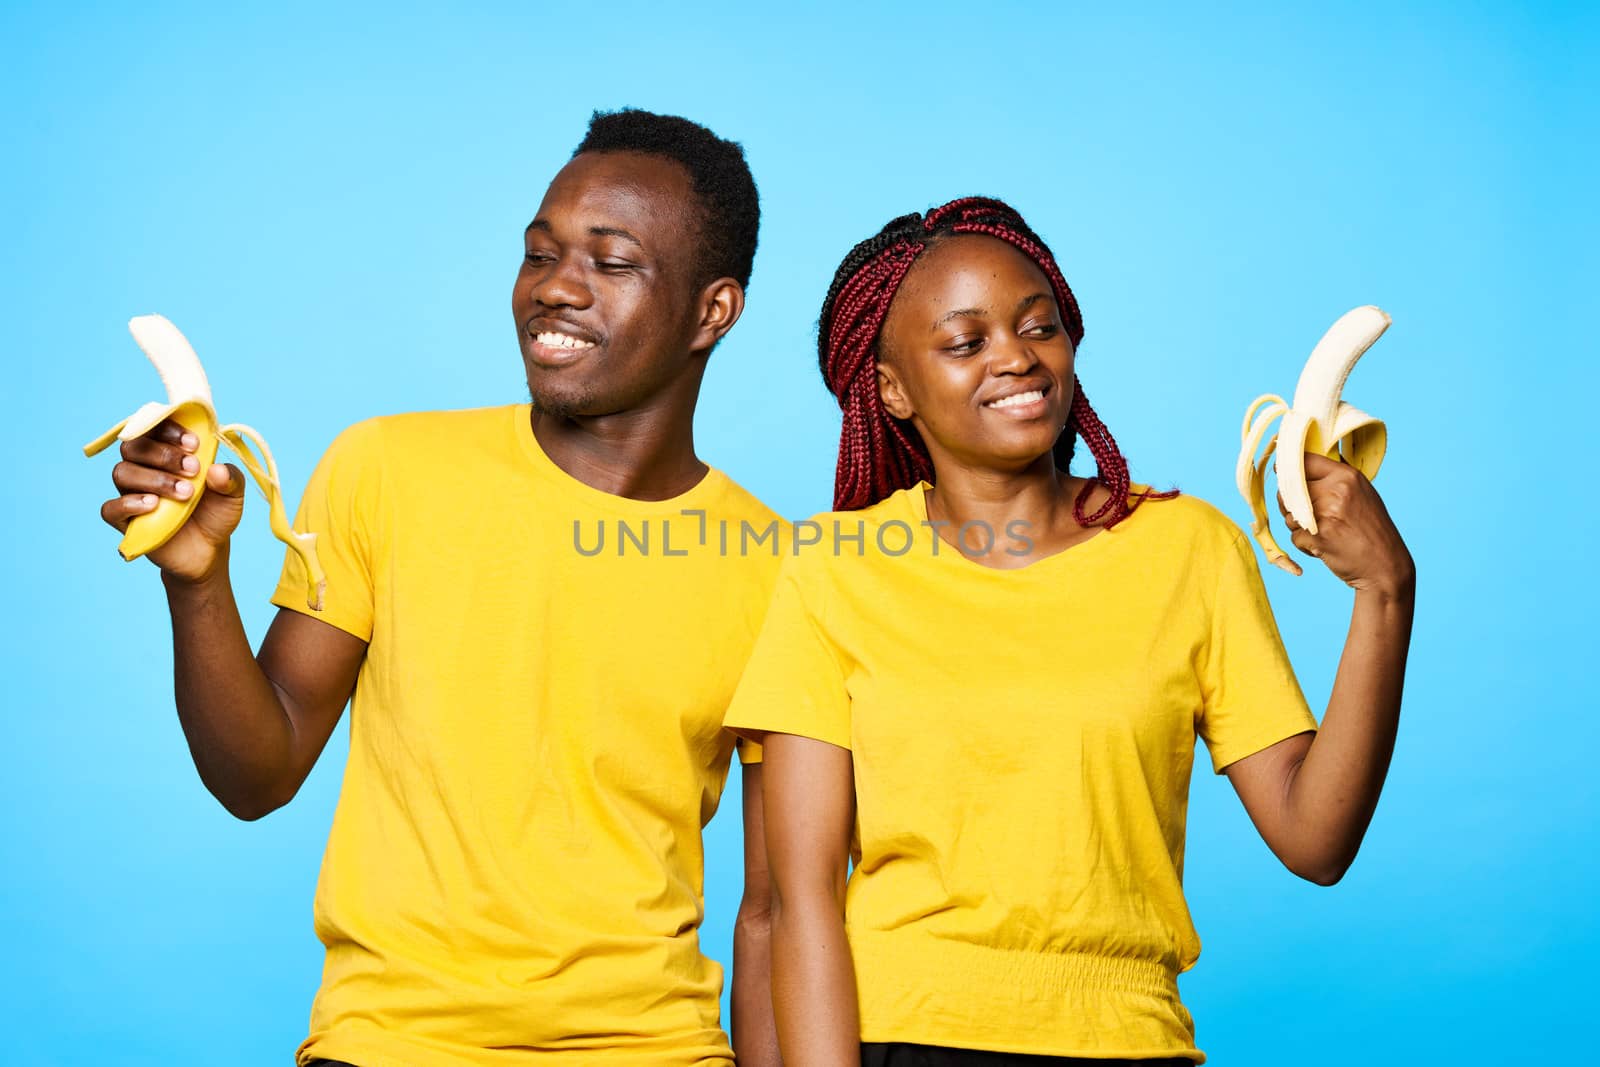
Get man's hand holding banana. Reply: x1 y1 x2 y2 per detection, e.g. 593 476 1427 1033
98 418 247 588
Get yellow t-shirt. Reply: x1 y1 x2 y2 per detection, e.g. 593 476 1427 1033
270 405 779 1067
723 484 1317 1063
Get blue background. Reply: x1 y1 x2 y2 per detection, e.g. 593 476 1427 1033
6 3 1595 1063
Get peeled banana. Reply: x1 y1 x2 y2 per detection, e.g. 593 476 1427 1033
84 315 326 611
1236 305 1390 575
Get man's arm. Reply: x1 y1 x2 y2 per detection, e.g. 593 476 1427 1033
104 419 367 819
167 581 365 819
730 762 780 1066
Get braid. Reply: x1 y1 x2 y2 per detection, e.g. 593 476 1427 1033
818 214 935 511
817 196 1176 524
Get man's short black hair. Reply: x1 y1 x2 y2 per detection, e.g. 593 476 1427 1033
573 108 760 290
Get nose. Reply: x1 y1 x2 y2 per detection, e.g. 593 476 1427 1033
528 254 594 311
987 332 1038 376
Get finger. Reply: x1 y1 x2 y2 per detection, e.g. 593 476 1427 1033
113 460 197 502
121 435 201 476
1290 527 1322 558
1301 451 1347 480
1274 490 1300 530
147 418 201 451
206 463 247 497
100 493 158 533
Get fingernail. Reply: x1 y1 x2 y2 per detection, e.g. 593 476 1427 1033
181 456 199 474
174 480 193 499
181 433 198 451
141 494 156 508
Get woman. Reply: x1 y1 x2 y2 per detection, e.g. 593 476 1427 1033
724 198 1414 1065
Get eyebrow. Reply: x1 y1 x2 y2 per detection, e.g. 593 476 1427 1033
524 219 644 248
930 292 1050 331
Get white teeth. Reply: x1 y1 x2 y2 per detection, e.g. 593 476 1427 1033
986 389 1044 409
534 331 594 351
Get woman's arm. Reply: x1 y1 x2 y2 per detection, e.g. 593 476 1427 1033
762 731 859 1065
1227 451 1415 885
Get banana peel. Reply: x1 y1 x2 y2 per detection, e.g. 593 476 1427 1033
84 315 325 611
1237 306 1390 575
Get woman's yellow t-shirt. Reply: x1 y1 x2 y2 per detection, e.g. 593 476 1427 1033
724 484 1317 1063
270 405 778 1067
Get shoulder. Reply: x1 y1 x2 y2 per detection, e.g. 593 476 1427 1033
323 405 511 445
697 474 791 591
362 405 515 448
1126 487 1249 553
306 414 386 475
853 488 915 529
709 471 784 530
1109 489 1269 595
774 491 911 586
320 405 521 471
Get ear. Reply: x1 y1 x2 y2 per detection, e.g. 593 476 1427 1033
687 277 746 354
876 359 914 420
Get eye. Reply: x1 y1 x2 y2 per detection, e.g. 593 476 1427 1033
944 335 983 355
596 260 639 273
523 251 555 266
1024 322 1059 338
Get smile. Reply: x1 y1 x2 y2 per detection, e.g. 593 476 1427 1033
981 380 1054 420
524 322 601 368
532 331 595 351
984 389 1046 410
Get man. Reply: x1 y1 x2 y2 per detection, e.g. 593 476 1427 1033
99 109 780 1067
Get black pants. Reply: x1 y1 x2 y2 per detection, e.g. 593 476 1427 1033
861 1044 1193 1067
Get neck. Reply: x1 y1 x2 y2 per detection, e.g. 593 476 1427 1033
530 380 707 501
923 451 1108 565
925 454 1076 533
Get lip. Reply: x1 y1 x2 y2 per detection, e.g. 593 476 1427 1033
980 379 1054 420
524 316 602 367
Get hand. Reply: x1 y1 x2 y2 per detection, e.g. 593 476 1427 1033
100 418 246 584
1277 451 1414 597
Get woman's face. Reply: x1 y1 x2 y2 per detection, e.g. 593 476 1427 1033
877 234 1075 474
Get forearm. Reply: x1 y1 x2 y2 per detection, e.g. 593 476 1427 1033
770 893 858 1066
1284 580 1415 881
732 906 780 1067
163 559 300 818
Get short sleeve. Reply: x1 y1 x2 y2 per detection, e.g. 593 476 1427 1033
268 419 381 641
723 555 852 751
1197 533 1319 772
736 738 764 765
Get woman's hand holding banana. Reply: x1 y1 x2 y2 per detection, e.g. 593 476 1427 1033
1238 305 1403 584
1275 452 1414 596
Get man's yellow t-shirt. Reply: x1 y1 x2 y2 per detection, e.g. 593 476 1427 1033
269 405 778 1067
723 484 1318 1063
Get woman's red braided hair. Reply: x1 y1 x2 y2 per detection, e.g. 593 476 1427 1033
816 196 1174 524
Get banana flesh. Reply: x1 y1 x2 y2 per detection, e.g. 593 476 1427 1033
1236 306 1390 575
84 315 326 611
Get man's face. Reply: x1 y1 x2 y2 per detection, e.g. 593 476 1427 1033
513 151 710 417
